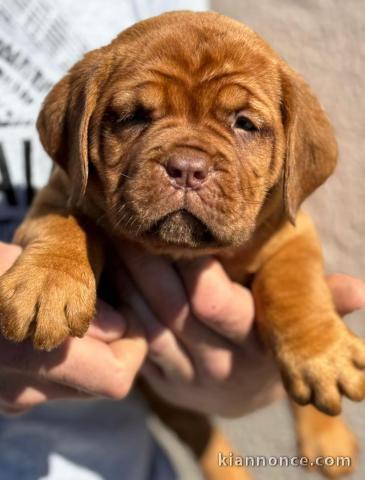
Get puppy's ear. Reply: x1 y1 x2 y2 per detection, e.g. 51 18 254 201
37 51 107 206
280 64 338 223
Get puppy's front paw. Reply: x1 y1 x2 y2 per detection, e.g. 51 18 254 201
0 258 96 351
278 322 365 415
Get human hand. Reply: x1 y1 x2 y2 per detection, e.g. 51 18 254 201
0 242 147 415
117 243 365 417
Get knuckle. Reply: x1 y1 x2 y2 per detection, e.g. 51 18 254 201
204 354 233 383
0 396 34 413
149 331 175 358
104 366 134 400
107 381 132 401
0 387 43 411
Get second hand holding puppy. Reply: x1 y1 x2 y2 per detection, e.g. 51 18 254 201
115 242 365 417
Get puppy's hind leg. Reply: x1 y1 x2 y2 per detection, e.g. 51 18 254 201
199 428 252 480
141 381 251 480
291 401 357 478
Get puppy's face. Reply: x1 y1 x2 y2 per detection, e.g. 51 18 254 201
95 32 284 252
37 12 337 255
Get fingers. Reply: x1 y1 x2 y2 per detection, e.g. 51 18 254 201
118 244 190 333
87 299 127 342
0 242 22 274
140 360 182 401
41 334 147 399
141 358 285 417
119 245 255 345
107 307 148 397
117 245 254 381
115 261 238 382
0 332 145 400
117 247 217 345
327 274 365 316
115 268 195 381
0 299 146 405
0 372 90 414
177 257 255 345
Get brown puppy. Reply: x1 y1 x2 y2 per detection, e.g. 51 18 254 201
0 11 364 479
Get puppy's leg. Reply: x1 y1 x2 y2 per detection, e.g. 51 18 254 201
291 402 357 478
0 172 103 351
252 213 365 415
141 381 251 480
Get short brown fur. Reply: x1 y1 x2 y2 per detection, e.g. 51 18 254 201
0 12 364 479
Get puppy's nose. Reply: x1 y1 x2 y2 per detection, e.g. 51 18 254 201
166 155 209 189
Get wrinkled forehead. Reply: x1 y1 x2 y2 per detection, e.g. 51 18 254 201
104 17 281 118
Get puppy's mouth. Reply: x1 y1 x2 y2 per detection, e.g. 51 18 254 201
145 209 217 248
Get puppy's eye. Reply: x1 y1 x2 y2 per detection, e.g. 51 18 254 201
106 104 152 128
234 116 258 132
118 105 151 126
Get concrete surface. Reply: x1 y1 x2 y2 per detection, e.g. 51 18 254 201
155 1 365 479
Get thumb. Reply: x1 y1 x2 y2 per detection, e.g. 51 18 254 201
327 274 365 316
0 242 22 274
87 299 127 343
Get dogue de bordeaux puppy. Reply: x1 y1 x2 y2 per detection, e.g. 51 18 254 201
0 11 363 480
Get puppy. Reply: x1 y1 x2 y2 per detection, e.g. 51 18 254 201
0 11 363 479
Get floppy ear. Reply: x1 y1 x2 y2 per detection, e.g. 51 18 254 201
280 64 338 223
36 51 106 206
